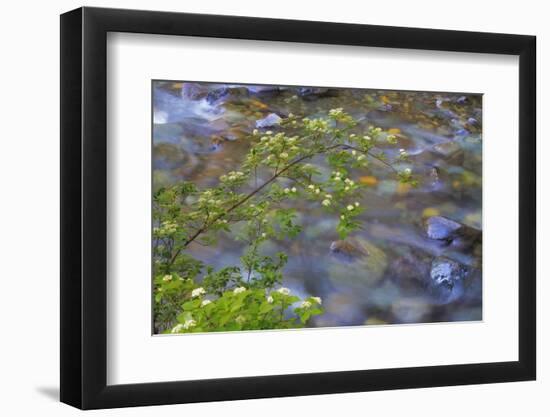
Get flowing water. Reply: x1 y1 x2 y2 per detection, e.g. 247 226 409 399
153 81 483 327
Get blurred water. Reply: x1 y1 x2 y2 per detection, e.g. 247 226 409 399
153 81 482 327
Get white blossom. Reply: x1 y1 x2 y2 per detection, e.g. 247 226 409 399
347 205 355 211
162 274 173 282
277 287 291 296
183 319 197 330
266 295 274 304
291 187 297 193
322 199 331 207
171 324 185 333
300 301 312 309
284 188 290 193
201 299 212 307
233 286 247 294
191 287 206 298
311 297 322 305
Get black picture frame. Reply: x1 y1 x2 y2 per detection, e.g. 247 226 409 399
60 6 536 410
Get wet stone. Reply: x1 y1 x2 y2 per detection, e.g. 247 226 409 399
432 141 464 165
429 256 469 304
424 216 463 241
256 113 282 128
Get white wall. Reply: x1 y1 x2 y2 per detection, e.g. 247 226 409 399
0 0 545 415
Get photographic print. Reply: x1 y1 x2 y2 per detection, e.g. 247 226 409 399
152 81 482 335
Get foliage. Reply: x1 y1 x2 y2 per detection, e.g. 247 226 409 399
153 108 416 333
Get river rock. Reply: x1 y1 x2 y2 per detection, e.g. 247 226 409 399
206 86 249 105
328 237 388 289
181 83 209 100
424 216 463 241
256 113 282 128
428 256 469 303
297 87 329 97
423 216 481 248
432 141 464 165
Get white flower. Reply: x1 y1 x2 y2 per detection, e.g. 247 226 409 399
349 134 357 139
162 274 173 282
308 184 315 190
311 297 322 305
266 295 274 304
404 168 412 175
354 202 360 207
284 188 290 193
363 135 371 141
349 180 355 186
300 301 312 309
325 194 333 199
260 136 268 142
344 186 350 191
191 287 206 298
280 152 289 159
351 150 357 156
347 205 355 211
183 319 197 330
253 129 259 136
277 287 291 296
266 130 273 135
340 215 345 220
233 286 247 294
261 232 267 238
315 188 320 194
333 176 341 181
322 199 331 207
171 324 185 333
291 187 297 193
357 155 366 161
201 299 212 307
288 113 294 118
344 178 351 184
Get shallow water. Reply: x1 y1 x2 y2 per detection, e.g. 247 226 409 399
153 81 482 327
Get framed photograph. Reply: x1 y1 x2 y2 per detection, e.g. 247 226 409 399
60 6 536 409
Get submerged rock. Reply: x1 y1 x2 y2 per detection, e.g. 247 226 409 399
181 83 209 100
297 87 329 98
256 113 282 128
432 141 464 165
206 86 249 105
328 237 387 288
